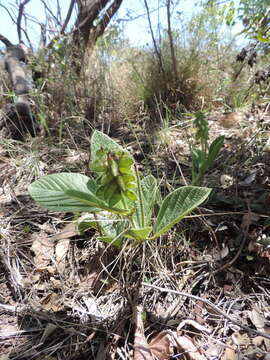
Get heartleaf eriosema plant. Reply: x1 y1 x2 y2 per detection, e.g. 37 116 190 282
28 130 211 247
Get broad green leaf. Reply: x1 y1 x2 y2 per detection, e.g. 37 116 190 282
78 219 99 232
104 181 118 200
133 175 160 227
206 135 224 171
28 173 130 215
109 158 119 177
122 174 136 182
124 227 153 241
91 161 107 172
28 173 101 212
78 212 127 235
91 130 127 163
65 189 130 215
192 149 205 170
97 236 123 248
108 193 122 207
151 186 211 239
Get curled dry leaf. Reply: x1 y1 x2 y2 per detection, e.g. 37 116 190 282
177 319 211 334
248 308 265 331
223 340 237 360
30 231 54 269
133 305 152 360
231 332 250 347
55 238 69 273
149 331 174 360
173 334 207 360
52 223 76 273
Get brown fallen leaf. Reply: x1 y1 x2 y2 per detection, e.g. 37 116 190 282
231 332 250 347
219 112 243 129
133 305 152 360
222 341 237 360
252 336 264 347
30 231 54 268
173 334 207 360
193 300 206 325
149 331 174 360
248 307 265 331
177 319 211 334
55 238 69 273
41 292 64 312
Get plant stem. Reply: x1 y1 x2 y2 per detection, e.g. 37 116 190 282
135 165 145 228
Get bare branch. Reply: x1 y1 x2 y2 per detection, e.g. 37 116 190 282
143 0 166 79
0 34 13 47
166 0 178 81
38 24 47 49
117 5 164 23
0 3 17 25
56 0 62 23
95 0 123 40
17 0 32 43
40 0 62 28
60 0 76 35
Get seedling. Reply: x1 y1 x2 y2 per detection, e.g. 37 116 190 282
29 131 211 247
191 112 224 185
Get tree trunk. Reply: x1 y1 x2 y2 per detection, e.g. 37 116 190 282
0 40 38 140
72 0 123 73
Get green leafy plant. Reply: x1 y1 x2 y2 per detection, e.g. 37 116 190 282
28 130 211 247
191 112 224 185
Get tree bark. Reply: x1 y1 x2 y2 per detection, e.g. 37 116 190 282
0 38 38 140
166 0 178 82
72 0 123 73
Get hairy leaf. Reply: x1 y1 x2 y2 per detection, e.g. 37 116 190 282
91 130 126 163
124 227 153 241
29 173 130 215
151 186 211 239
133 175 161 227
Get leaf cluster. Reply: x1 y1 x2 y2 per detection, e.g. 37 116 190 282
29 131 211 247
